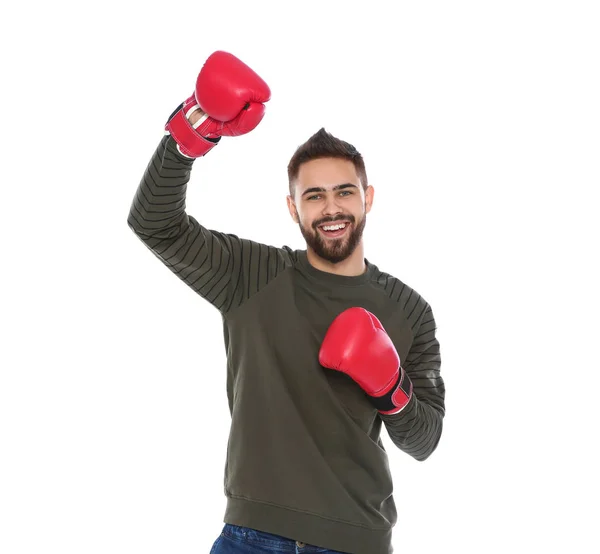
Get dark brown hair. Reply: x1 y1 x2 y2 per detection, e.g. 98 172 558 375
287 128 368 196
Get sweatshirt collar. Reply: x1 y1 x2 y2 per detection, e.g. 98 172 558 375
297 250 374 286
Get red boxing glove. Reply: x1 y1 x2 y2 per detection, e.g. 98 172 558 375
165 51 271 158
319 307 413 415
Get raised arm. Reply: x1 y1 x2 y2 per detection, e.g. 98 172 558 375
127 51 286 313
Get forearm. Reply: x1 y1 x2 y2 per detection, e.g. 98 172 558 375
127 135 195 243
380 304 445 461
379 395 444 461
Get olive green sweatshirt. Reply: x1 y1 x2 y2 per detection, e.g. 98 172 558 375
127 136 445 554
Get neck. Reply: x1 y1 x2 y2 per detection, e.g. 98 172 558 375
306 242 367 277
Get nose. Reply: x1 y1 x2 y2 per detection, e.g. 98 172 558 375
322 194 343 216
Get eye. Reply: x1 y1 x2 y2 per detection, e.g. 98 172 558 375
307 194 321 201
339 190 352 196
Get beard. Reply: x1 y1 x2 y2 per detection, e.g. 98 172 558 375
298 212 367 264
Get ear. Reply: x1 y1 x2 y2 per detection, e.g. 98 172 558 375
286 195 299 223
365 185 375 214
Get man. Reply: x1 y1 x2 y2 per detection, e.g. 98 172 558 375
128 51 445 554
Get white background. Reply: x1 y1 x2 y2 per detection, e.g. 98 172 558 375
1 1 599 552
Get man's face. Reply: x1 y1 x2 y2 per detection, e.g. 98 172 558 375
286 157 374 264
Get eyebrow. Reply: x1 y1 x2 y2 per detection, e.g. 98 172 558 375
300 183 358 197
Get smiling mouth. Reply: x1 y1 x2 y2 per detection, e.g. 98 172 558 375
318 221 350 238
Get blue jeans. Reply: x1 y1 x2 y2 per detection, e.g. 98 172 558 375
209 524 348 553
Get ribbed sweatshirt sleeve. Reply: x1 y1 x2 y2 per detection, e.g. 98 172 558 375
127 136 291 313
380 304 445 461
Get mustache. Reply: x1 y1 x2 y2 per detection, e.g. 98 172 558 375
312 215 355 230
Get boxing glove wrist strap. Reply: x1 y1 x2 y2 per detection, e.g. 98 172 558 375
164 99 220 159
368 367 413 415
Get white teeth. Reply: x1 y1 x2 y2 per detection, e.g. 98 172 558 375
322 223 346 231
